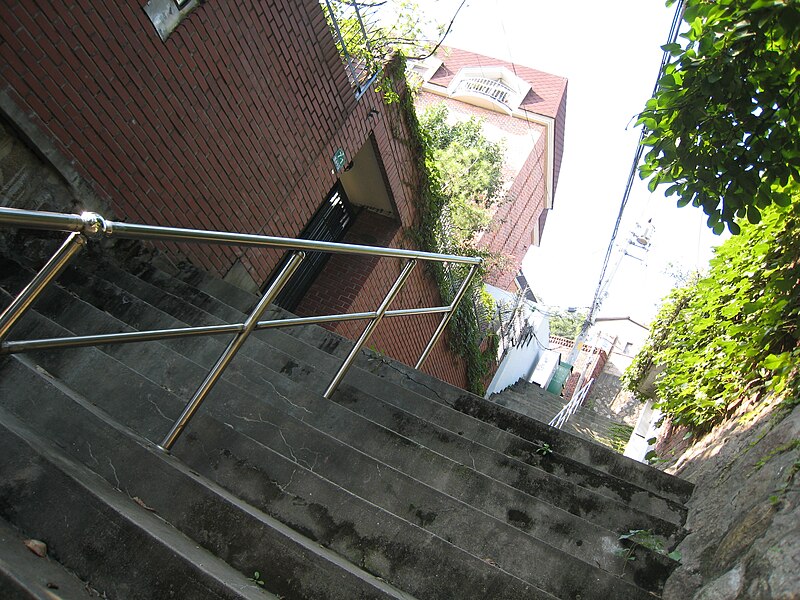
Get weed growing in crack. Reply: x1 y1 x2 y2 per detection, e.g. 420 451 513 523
616 529 681 575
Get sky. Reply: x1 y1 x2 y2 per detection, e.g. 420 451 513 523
425 0 723 323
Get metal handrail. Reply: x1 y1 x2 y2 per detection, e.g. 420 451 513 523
549 377 595 430
0 207 481 450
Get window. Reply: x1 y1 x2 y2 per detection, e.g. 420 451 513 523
448 66 531 114
143 0 200 41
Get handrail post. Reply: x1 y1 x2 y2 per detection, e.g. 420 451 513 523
415 263 480 370
0 232 86 343
323 259 417 399
158 251 306 451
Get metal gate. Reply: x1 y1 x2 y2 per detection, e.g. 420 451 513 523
271 183 354 311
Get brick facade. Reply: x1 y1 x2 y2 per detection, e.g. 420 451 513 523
562 347 609 400
414 47 567 293
0 0 467 387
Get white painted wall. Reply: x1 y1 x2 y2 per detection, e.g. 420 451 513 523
484 286 550 397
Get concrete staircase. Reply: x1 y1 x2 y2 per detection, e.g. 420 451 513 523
491 380 633 449
0 240 694 599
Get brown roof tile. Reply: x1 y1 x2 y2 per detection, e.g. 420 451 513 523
429 47 568 120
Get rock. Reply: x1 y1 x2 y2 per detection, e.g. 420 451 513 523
24 538 47 557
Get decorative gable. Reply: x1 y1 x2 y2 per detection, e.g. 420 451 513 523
447 66 531 115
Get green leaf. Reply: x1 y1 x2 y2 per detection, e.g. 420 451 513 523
667 550 683 561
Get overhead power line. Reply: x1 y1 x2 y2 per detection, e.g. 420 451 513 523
567 0 685 363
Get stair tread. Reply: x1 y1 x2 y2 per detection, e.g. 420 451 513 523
0 517 99 600
0 247 693 600
0 406 276 600
56 254 692 508
0 295 669 598
0 267 689 532
1 353 551 600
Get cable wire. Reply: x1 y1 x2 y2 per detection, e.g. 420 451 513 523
580 0 685 332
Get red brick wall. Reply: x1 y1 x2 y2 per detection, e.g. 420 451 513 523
0 0 470 387
0 0 358 277
563 348 609 400
481 132 548 290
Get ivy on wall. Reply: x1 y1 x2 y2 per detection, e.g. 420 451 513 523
385 57 500 394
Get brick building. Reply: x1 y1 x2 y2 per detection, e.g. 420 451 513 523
412 47 568 291
0 0 469 385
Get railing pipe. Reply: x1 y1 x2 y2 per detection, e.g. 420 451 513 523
159 251 306 451
0 207 481 265
0 232 86 342
0 306 453 355
323 259 417 399
322 0 360 85
415 263 480 369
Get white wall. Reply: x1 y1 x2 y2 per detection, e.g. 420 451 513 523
484 294 550 397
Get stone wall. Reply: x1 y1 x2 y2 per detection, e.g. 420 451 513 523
658 396 799 599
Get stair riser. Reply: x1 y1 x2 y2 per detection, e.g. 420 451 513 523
46 251 696 507
1 277 682 554
2 310 664 598
0 252 690 598
0 416 262 600
0 357 544 600
0 290 673 595
15 259 688 528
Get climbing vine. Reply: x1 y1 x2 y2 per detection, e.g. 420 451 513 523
623 197 800 431
386 57 501 394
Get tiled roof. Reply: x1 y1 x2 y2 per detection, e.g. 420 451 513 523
429 47 568 196
428 47 567 120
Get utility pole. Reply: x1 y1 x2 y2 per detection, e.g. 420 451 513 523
566 221 653 366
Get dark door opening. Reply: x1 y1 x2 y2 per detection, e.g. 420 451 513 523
270 183 355 312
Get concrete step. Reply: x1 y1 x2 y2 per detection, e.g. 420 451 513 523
0 517 99 600
351 342 694 506
0 262 678 597
33 256 689 534
0 405 276 600
63 254 690 527
508 381 634 444
496 384 625 439
0 318 548 600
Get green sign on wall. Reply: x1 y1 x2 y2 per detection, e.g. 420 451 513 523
332 148 346 173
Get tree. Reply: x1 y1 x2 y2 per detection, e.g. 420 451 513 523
548 309 588 341
417 104 506 253
324 1 443 91
622 195 800 430
638 0 800 234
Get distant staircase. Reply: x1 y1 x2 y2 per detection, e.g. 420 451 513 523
0 238 693 599
491 380 634 449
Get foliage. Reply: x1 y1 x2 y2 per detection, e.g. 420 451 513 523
418 104 507 250
638 0 800 234
608 424 635 454
386 60 505 394
548 308 588 341
617 529 681 573
623 198 800 430
323 0 442 100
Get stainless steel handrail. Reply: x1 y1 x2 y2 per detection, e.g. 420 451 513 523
0 206 481 449
0 306 454 354
0 208 481 264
